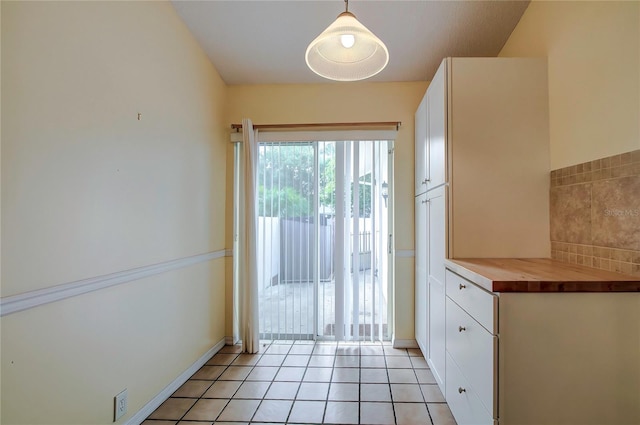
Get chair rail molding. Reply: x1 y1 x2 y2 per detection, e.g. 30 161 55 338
1 249 230 316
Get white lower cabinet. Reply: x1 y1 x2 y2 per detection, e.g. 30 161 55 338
443 265 640 425
415 194 428 355
427 186 447 391
445 269 498 425
446 352 494 425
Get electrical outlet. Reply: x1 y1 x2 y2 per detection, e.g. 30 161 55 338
114 389 128 422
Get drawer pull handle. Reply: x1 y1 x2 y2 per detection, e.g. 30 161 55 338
458 326 466 332
459 283 466 290
422 178 430 184
458 387 466 394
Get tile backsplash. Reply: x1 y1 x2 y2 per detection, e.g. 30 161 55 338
550 149 640 276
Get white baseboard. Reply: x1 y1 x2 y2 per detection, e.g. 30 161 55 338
392 338 419 349
125 338 226 425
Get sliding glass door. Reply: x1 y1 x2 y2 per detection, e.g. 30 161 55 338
253 139 392 341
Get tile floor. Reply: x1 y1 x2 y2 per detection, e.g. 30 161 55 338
143 341 457 425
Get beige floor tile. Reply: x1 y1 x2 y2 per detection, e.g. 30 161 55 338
421 384 445 402
336 345 360 356
231 353 261 366
202 380 241 399
265 344 292 355
361 355 386 368
172 380 212 398
264 381 300 399
360 345 385 356
324 401 359 424
361 368 388 383
252 399 293 422
282 354 311 367
415 368 437 384
428 403 457 425
289 344 315 355
148 398 196 420
388 369 418 384
257 354 286 367
206 353 238 366
191 365 225 381
205 422 244 425
216 399 260 422
328 383 359 401
218 366 253 381
296 382 329 400
313 344 337 355
233 381 270 399
302 367 333 382
335 355 360 368
145 341 459 425
181 398 227 421
219 345 243 354
386 356 413 369
407 348 424 357
384 346 409 356
332 367 360 383
288 400 326 423
410 356 430 369
274 367 306 382
391 384 424 402
360 383 391 402
246 366 279 381
308 355 335 367
359 402 395 425
395 402 432 425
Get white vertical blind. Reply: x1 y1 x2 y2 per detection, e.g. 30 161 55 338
239 131 394 341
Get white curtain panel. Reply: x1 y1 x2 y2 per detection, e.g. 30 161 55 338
240 118 260 353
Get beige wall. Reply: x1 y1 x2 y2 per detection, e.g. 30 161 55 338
226 81 428 341
500 0 640 170
1 2 228 424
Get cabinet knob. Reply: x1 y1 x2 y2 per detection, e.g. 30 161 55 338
458 387 466 394
422 178 430 184
459 283 466 290
458 326 466 332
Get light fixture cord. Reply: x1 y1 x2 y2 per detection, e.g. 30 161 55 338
344 0 348 12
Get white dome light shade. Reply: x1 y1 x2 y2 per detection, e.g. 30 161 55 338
306 11 389 81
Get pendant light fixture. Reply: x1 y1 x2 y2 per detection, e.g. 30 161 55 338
305 0 389 82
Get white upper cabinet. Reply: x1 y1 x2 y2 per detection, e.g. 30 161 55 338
426 61 447 191
415 93 428 196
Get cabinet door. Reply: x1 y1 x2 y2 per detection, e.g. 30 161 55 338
415 193 428 355
427 60 447 190
427 186 447 392
415 93 428 195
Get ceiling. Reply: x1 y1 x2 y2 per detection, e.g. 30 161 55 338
171 0 530 85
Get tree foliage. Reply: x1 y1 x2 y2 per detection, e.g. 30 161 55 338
257 142 372 218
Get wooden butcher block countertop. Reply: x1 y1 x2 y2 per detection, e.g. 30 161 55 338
444 258 640 293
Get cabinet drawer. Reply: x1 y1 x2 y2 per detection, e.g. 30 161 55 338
446 270 497 333
446 352 494 425
446 297 496 416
